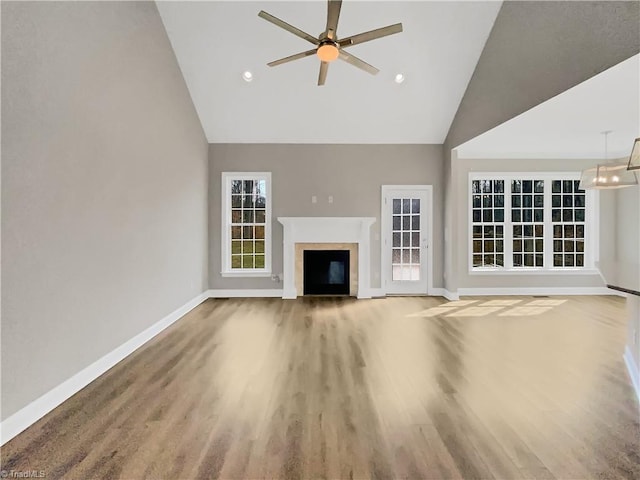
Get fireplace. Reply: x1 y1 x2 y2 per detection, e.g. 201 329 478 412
278 217 376 299
303 250 350 295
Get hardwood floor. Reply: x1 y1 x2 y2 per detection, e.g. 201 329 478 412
2 295 639 479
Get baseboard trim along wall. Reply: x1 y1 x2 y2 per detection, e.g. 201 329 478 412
431 288 460 301
456 287 622 297
207 289 284 298
624 346 640 404
0 292 209 446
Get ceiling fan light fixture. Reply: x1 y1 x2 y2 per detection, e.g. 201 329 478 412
394 73 405 84
242 71 253 82
317 43 339 63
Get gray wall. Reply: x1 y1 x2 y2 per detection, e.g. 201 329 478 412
453 157 610 289
445 0 640 151
1 1 208 420
209 144 444 290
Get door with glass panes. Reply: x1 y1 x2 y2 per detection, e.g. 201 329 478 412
382 187 431 294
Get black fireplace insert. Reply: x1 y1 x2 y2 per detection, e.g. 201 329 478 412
303 250 350 295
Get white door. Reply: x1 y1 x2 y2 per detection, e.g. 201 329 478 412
382 186 432 295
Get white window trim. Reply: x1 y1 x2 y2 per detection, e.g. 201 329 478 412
221 172 272 277
468 172 599 275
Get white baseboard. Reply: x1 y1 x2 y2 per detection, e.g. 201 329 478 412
430 288 460 301
457 287 619 297
624 346 640 405
0 292 209 446
207 289 283 298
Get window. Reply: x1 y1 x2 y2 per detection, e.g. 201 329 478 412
470 174 597 273
221 172 271 276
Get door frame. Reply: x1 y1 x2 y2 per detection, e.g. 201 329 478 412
381 185 434 296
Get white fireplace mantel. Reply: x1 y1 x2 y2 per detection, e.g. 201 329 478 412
278 217 376 299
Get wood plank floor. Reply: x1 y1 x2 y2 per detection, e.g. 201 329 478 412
2 295 639 479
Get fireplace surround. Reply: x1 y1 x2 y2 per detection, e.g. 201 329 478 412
278 217 376 299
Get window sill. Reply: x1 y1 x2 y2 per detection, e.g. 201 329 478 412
469 268 599 276
221 271 272 278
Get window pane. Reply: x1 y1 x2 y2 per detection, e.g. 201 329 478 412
402 250 410 263
256 196 266 208
243 195 254 208
552 181 561 193
242 255 254 268
243 226 254 239
243 180 254 193
412 232 420 246
243 210 254 223
231 180 242 194
232 241 241 255
393 216 401 230
242 240 254 253
402 232 410 247
255 210 266 223
255 226 265 239
232 210 242 223
255 255 265 268
232 195 242 208
412 215 420 230
411 249 420 263
512 195 521 207
255 240 265 254
393 232 401 248
392 249 401 263
411 199 420 213
393 199 401 214
483 195 492 208
402 199 410 214
232 255 242 268
231 226 242 239
553 225 562 238
403 216 410 230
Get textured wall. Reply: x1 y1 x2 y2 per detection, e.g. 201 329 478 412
445 0 640 151
209 144 444 290
1 1 208 420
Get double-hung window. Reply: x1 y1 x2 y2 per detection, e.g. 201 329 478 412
470 173 597 273
221 172 271 276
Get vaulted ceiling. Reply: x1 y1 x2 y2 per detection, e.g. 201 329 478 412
157 1 502 144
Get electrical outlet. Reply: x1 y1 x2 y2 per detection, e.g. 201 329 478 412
328 195 333 203
312 195 317 204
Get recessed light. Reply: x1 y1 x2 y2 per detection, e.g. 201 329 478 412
394 73 405 84
242 71 253 82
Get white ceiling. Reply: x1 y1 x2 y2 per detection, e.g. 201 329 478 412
457 54 640 160
157 1 502 144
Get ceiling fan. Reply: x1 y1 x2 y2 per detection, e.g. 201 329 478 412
258 0 403 86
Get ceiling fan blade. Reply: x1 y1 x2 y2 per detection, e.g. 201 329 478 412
338 51 379 75
318 61 329 86
268 49 317 67
338 23 403 48
258 11 319 45
326 0 342 39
